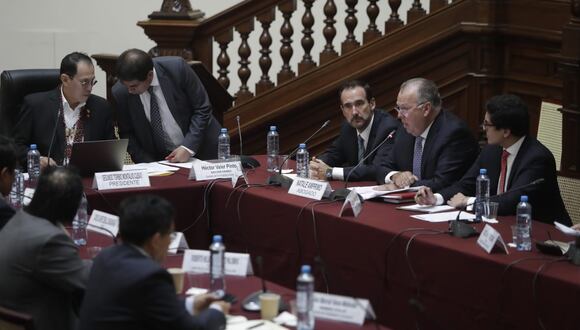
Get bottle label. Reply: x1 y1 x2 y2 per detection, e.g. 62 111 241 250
296 291 308 312
211 254 223 278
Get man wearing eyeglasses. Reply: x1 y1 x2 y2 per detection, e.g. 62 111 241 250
415 94 571 225
376 78 478 191
310 80 400 181
13 52 115 168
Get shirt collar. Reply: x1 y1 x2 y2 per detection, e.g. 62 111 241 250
60 86 86 112
419 121 434 140
150 68 160 88
505 135 526 157
358 114 374 142
129 243 152 258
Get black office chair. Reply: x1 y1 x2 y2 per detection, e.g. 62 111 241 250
0 305 34 330
0 69 60 135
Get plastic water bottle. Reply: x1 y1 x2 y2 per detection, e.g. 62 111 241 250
474 168 490 222
27 144 40 188
296 143 309 178
209 235 226 298
8 169 24 209
72 193 88 246
516 195 532 251
217 128 230 160
296 264 315 330
267 126 279 172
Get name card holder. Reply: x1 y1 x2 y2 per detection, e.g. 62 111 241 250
189 159 244 182
288 177 331 200
87 210 119 237
168 232 189 254
477 224 509 254
339 190 363 217
92 170 150 191
312 292 373 326
181 249 253 276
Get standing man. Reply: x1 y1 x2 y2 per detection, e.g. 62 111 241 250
0 167 90 330
79 195 229 330
415 94 571 225
0 135 18 229
310 80 400 182
113 49 222 163
13 52 115 168
376 78 478 192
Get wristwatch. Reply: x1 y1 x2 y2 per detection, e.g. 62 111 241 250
325 168 333 180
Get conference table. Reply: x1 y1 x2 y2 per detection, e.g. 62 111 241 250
83 156 580 330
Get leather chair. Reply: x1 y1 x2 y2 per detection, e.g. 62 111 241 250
0 69 60 135
0 305 34 330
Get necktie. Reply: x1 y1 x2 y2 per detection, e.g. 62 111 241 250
498 150 510 193
412 136 423 180
358 135 365 162
148 86 173 154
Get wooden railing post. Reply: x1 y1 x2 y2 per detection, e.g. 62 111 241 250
215 30 233 90
407 0 427 23
363 0 382 44
235 20 255 105
342 0 361 54
278 0 297 84
320 0 339 64
385 0 404 33
298 0 317 74
256 8 276 95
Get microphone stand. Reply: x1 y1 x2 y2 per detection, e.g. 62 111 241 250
46 107 62 168
266 120 330 188
235 115 260 169
329 129 397 201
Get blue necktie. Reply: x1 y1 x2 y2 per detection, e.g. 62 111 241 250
412 136 423 180
358 135 365 162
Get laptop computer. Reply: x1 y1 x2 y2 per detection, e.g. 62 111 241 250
68 139 128 177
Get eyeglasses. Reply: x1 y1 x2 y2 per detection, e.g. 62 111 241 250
480 121 495 130
394 102 426 117
68 75 97 88
341 99 368 111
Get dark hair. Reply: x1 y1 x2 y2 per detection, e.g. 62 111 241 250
116 48 154 82
26 167 83 225
60 52 93 77
485 94 529 137
118 195 174 246
400 78 441 109
338 80 374 102
0 135 18 172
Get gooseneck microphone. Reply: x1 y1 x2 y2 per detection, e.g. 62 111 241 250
329 129 397 201
242 256 267 311
267 120 331 188
235 115 260 169
46 108 62 167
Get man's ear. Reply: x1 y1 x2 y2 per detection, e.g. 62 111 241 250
60 73 71 86
422 102 432 117
369 98 376 111
502 128 512 139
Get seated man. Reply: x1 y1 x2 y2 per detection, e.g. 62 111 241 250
12 52 115 168
416 94 571 225
113 49 222 163
376 78 478 191
310 80 400 182
0 135 18 229
79 195 229 330
0 167 90 330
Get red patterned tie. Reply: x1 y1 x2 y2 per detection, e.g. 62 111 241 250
498 150 510 193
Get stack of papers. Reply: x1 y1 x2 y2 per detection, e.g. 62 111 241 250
411 211 476 222
398 204 455 213
123 162 180 176
351 186 420 201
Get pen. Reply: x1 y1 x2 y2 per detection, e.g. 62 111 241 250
246 321 264 329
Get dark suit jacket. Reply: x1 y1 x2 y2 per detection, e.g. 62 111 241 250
318 110 400 181
12 88 115 166
0 197 15 231
376 110 479 192
113 57 222 163
439 136 571 225
79 243 225 330
0 210 91 330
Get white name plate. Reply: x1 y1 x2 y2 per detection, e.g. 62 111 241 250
87 210 119 237
339 189 362 218
23 188 35 206
181 249 253 276
168 232 189 254
312 292 372 326
92 170 150 191
288 177 331 200
189 160 243 181
477 224 509 254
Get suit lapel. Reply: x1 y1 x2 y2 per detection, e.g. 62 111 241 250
155 64 182 132
486 146 503 194
506 136 530 190
421 111 443 174
129 94 155 148
47 89 66 162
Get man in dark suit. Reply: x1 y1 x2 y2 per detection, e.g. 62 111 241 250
310 80 400 181
0 135 18 229
416 94 571 225
79 195 228 330
12 52 115 168
0 167 90 330
376 78 478 192
113 49 222 163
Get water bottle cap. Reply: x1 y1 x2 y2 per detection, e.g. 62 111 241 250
301 265 311 273
220 128 227 133
299 143 306 148
520 195 528 202
270 126 277 131
30 144 37 150
479 168 487 174
212 235 223 243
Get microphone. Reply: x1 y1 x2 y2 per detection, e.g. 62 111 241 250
241 256 287 312
86 223 118 244
235 115 260 169
450 178 546 238
267 120 331 188
46 108 62 167
329 129 397 201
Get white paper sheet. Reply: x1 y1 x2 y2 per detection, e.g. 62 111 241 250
555 221 580 237
158 160 194 169
351 185 420 200
123 162 180 175
411 211 476 222
398 204 456 213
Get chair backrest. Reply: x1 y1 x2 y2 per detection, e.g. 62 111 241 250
0 69 60 135
0 306 34 330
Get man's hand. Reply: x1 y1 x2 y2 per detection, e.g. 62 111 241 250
447 193 469 208
40 156 56 170
415 186 436 206
309 157 330 180
392 171 418 188
572 223 580 231
166 146 192 163
192 293 231 315
374 182 398 191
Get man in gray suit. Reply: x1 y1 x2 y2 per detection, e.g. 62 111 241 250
113 49 222 163
0 167 90 330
